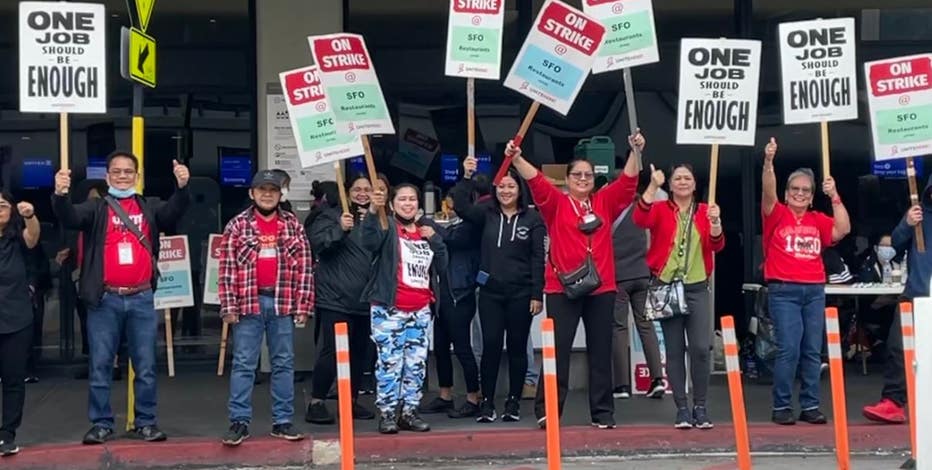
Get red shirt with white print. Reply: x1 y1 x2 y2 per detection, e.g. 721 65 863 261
255 212 279 289
394 225 434 311
762 202 835 284
102 198 152 287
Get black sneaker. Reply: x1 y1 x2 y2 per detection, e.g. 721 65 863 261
0 439 19 457
128 425 167 442
418 397 454 414
674 408 693 429
772 409 796 425
305 401 335 424
502 397 521 422
378 415 398 434
398 411 430 432
222 422 249 447
359 373 375 395
612 385 631 399
352 401 375 420
591 416 616 429
477 399 497 423
693 406 714 430
647 378 666 399
536 416 547 429
271 423 304 441
448 400 480 419
799 408 827 425
82 425 114 445
24 376 39 384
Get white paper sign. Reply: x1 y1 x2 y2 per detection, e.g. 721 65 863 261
676 38 762 146
445 0 506 80
19 1 107 114
865 54 932 162
503 0 606 115
309 33 395 136
154 235 194 310
266 93 317 199
584 0 660 73
778 18 858 124
279 65 364 169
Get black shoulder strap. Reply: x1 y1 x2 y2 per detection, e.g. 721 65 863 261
104 195 153 257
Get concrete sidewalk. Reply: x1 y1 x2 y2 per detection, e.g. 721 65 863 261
4 363 910 469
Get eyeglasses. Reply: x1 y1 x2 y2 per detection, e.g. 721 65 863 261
569 171 594 181
108 169 137 177
788 186 813 195
0 203 11 211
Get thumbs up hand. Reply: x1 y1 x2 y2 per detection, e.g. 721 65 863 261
173 159 190 188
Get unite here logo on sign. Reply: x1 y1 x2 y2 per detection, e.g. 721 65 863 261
18 1 107 114
778 18 858 124
504 0 606 116
445 0 506 80
676 38 762 146
583 0 660 73
279 65 364 169
308 34 395 136
865 54 932 161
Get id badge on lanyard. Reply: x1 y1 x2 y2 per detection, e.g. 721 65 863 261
118 241 134 265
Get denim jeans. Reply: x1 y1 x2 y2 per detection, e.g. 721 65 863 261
87 290 158 429
768 282 826 411
228 295 295 425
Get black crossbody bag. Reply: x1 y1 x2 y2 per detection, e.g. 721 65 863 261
104 196 159 276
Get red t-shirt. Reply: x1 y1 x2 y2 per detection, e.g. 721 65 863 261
102 198 153 287
394 225 434 312
256 212 279 290
762 202 835 283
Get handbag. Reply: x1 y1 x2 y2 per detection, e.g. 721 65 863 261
550 236 601 300
645 204 695 321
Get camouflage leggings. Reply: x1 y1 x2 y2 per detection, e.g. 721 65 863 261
370 305 432 417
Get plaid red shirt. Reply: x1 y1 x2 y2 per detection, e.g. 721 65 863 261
218 208 314 318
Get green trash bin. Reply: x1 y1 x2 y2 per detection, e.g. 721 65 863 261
574 136 615 187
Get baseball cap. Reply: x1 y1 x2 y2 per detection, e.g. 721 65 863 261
251 170 283 189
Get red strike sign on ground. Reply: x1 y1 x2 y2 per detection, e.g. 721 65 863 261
452 0 501 14
869 57 932 97
282 69 325 107
537 0 603 55
312 36 371 73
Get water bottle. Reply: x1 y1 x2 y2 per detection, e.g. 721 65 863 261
882 262 893 285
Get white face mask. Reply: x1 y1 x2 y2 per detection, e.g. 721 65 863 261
877 246 896 263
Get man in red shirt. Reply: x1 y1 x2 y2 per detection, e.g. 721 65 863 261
53 152 191 445
218 170 313 446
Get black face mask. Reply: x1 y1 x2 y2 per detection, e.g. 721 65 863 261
394 212 416 226
254 203 277 217
351 201 370 213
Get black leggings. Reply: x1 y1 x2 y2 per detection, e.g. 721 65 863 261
0 325 31 442
479 290 533 402
311 309 372 399
434 289 480 393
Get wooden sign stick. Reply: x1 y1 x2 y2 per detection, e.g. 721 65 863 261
708 144 720 205
821 121 831 177
334 160 350 214
493 101 541 185
361 136 388 229
467 78 476 158
907 157 926 252
623 68 642 171
164 308 175 377
60 112 70 194
217 322 229 376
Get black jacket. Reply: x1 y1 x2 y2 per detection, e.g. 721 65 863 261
309 205 373 315
360 214 448 308
451 176 545 300
51 188 190 307
421 217 482 303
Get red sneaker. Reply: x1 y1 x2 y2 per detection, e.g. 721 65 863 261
862 398 907 424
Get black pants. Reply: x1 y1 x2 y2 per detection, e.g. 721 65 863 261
311 308 372 399
613 278 663 388
881 302 907 406
435 289 480 393
0 325 32 442
535 293 615 422
478 290 533 401
659 282 713 409
27 291 45 375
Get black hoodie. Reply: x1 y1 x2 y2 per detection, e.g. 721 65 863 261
308 200 373 316
451 170 545 300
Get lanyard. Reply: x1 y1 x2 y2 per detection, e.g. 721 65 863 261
568 196 592 219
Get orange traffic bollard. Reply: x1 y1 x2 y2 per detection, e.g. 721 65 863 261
825 307 850 470
335 322 355 470
900 302 917 462
720 316 752 470
541 318 561 470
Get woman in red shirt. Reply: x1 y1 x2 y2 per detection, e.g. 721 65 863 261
507 132 644 430
761 138 850 426
634 164 724 430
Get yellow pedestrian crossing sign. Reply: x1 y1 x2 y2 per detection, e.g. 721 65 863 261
134 0 155 32
128 28 156 88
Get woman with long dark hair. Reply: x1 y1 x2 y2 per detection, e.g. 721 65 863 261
633 163 724 429
0 192 41 456
361 184 448 434
452 158 545 423
506 132 644 429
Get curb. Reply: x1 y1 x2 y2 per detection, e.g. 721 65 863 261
0 423 909 469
